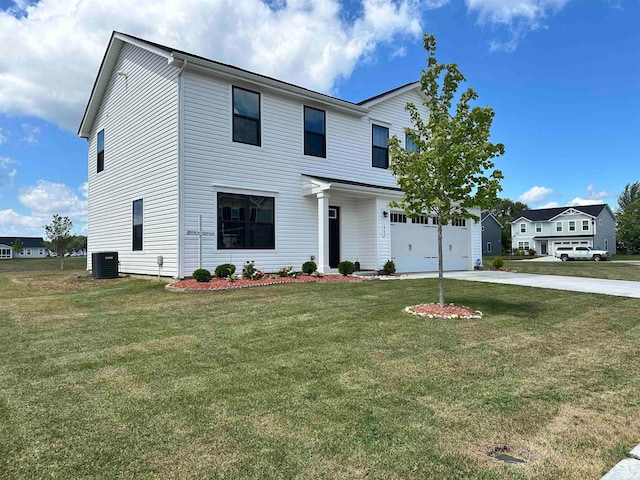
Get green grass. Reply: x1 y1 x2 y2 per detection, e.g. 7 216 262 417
1 263 640 479
0 256 86 272
502 260 640 281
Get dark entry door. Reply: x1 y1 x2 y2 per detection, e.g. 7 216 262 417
541 241 548 255
329 206 340 268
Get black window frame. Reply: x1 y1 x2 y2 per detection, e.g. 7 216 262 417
303 106 326 157
217 192 275 250
372 124 389 168
232 86 261 146
405 132 418 153
97 129 104 173
132 199 143 251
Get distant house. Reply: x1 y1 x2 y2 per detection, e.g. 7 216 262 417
77 32 483 278
0 237 48 259
481 212 502 255
511 204 616 256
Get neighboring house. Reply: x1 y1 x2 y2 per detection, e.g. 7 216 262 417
78 32 483 278
511 204 616 256
481 212 502 255
0 237 48 259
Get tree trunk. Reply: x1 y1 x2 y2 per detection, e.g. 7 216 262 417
438 221 444 307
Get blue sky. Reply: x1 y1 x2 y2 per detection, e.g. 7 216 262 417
0 0 638 236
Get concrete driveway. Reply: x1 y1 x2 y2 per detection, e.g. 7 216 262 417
392 270 640 299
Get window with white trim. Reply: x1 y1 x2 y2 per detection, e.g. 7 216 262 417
518 241 530 250
405 132 418 153
452 218 466 227
582 220 589 231
487 242 492 253
304 106 326 157
411 215 428 224
0 248 10 259
556 221 563 232
569 220 576 232
535 223 542 232
372 125 389 168
604 239 609 250
520 223 526 233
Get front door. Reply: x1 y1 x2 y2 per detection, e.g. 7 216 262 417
329 206 340 268
540 241 548 255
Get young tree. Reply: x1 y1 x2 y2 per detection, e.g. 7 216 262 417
44 214 73 270
12 238 23 257
389 34 504 307
488 198 530 253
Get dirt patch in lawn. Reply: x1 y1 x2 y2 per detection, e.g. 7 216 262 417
167 274 370 291
405 303 483 319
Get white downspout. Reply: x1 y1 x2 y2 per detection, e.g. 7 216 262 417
176 58 187 279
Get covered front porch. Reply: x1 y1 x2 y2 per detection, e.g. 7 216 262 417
302 175 401 274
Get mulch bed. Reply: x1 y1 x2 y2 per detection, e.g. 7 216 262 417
167 274 370 291
405 303 482 319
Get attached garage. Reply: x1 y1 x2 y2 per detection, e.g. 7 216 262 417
390 213 470 273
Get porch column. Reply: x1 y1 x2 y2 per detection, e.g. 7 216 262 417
317 191 330 273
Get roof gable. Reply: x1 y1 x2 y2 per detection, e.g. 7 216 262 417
512 204 609 223
357 81 422 107
481 212 503 228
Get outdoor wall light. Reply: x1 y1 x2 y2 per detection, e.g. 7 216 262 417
383 210 389 218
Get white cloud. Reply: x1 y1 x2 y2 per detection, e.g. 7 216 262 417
0 209 45 236
465 0 570 52
518 185 555 204
0 155 17 190
19 180 87 220
566 183 611 206
20 123 40 144
0 128 7 145
0 0 424 132
538 201 560 208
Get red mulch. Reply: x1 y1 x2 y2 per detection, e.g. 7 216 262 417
406 303 482 319
168 274 370 291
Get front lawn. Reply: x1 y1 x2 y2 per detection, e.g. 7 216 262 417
1 267 639 479
503 260 640 281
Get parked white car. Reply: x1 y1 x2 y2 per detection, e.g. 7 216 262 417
554 246 610 262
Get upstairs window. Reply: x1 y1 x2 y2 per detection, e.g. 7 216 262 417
233 87 260 146
569 220 576 232
582 220 589 231
535 223 542 232
304 106 326 157
372 125 389 168
556 221 563 232
133 199 143 251
520 223 526 233
405 132 418 153
97 130 105 173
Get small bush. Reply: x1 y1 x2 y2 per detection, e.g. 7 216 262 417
214 263 236 278
492 257 504 269
278 265 297 278
192 268 212 282
242 260 264 280
382 260 396 275
301 261 317 275
528 248 536 256
338 260 355 276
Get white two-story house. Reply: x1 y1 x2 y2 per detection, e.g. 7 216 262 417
511 205 616 256
78 32 482 278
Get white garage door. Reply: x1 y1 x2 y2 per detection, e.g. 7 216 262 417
390 216 469 273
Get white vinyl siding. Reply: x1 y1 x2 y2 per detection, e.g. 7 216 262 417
87 44 179 276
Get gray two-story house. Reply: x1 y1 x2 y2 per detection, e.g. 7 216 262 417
511 204 616 256
481 212 502 255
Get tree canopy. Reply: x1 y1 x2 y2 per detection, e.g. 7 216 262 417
617 197 640 254
618 182 640 213
12 238 23 255
389 33 504 307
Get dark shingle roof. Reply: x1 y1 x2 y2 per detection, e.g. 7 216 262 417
0 237 47 248
513 204 608 222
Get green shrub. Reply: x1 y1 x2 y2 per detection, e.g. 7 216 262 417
492 257 504 269
192 268 212 282
278 265 296 278
214 263 236 278
301 261 317 275
382 260 396 275
338 261 355 276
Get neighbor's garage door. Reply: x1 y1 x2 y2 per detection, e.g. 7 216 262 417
390 216 469 273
